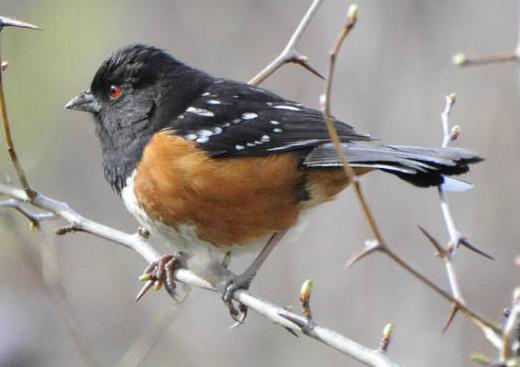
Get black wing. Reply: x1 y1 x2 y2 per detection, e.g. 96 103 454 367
168 79 372 157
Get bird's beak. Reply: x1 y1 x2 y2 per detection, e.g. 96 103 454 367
64 91 101 113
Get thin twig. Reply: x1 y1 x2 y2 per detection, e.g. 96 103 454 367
0 16 40 199
500 288 520 361
0 198 54 227
319 5 501 337
453 0 520 67
248 0 324 85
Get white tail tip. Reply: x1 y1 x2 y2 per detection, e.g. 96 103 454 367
441 176 474 192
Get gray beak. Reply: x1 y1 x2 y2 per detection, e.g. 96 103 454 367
64 91 101 113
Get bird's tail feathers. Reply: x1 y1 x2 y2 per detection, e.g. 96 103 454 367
303 142 483 190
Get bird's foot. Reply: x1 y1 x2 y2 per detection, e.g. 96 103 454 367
136 252 187 302
220 271 255 325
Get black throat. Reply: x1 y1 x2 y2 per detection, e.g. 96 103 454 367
95 68 212 194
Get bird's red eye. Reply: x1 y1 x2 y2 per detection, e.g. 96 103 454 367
109 85 122 99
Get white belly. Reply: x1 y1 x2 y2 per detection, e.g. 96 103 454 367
120 171 268 269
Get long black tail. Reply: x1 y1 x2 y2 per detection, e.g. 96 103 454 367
303 142 483 189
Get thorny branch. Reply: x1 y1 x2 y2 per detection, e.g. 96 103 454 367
248 0 324 85
319 1 500 338
0 7 400 367
0 16 40 199
0 184 399 367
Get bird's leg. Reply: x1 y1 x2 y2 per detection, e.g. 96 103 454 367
136 252 188 302
221 231 286 323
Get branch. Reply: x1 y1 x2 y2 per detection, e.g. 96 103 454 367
452 0 520 67
0 183 399 367
0 16 40 199
319 3 501 338
501 288 520 362
248 0 325 85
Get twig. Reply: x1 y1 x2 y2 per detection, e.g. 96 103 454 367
319 4 501 337
453 0 520 67
452 51 519 67
0 16 40 199
248 0 324 85
500 288 520 361
0 198 54 227
436 94 466 329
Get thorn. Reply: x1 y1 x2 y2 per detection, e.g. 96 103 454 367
135 280 154 302
442 303 459 332
418 225 446 257
344 239 380 269
0 16 42 30
1 61 7 72
452 52 467 66
459 237 494 260
292 55 325 80
283 327 299 337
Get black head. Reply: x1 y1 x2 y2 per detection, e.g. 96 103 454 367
65 44 211 192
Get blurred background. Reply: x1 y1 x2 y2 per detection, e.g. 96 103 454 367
1 0 519 366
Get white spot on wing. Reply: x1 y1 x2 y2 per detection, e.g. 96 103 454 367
212 127 223 134
268 139 320 151
241 112 258 120
270 120 280 125
235 144 245 150
201 92 210 97
274 105 300 111
196 136 209 143
206 100 221 105
184 133 198 141
198 129 213 137
273 128 282 133
261 135 271 142
186 107 215 117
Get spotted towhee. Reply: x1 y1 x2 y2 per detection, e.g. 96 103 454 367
65 44 481 319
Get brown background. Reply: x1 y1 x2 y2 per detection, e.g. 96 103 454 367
1 1 519 366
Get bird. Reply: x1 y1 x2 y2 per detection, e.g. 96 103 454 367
65 44 482 320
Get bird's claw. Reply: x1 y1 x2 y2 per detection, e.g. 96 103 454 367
136 253 185 302
221 272 254 325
